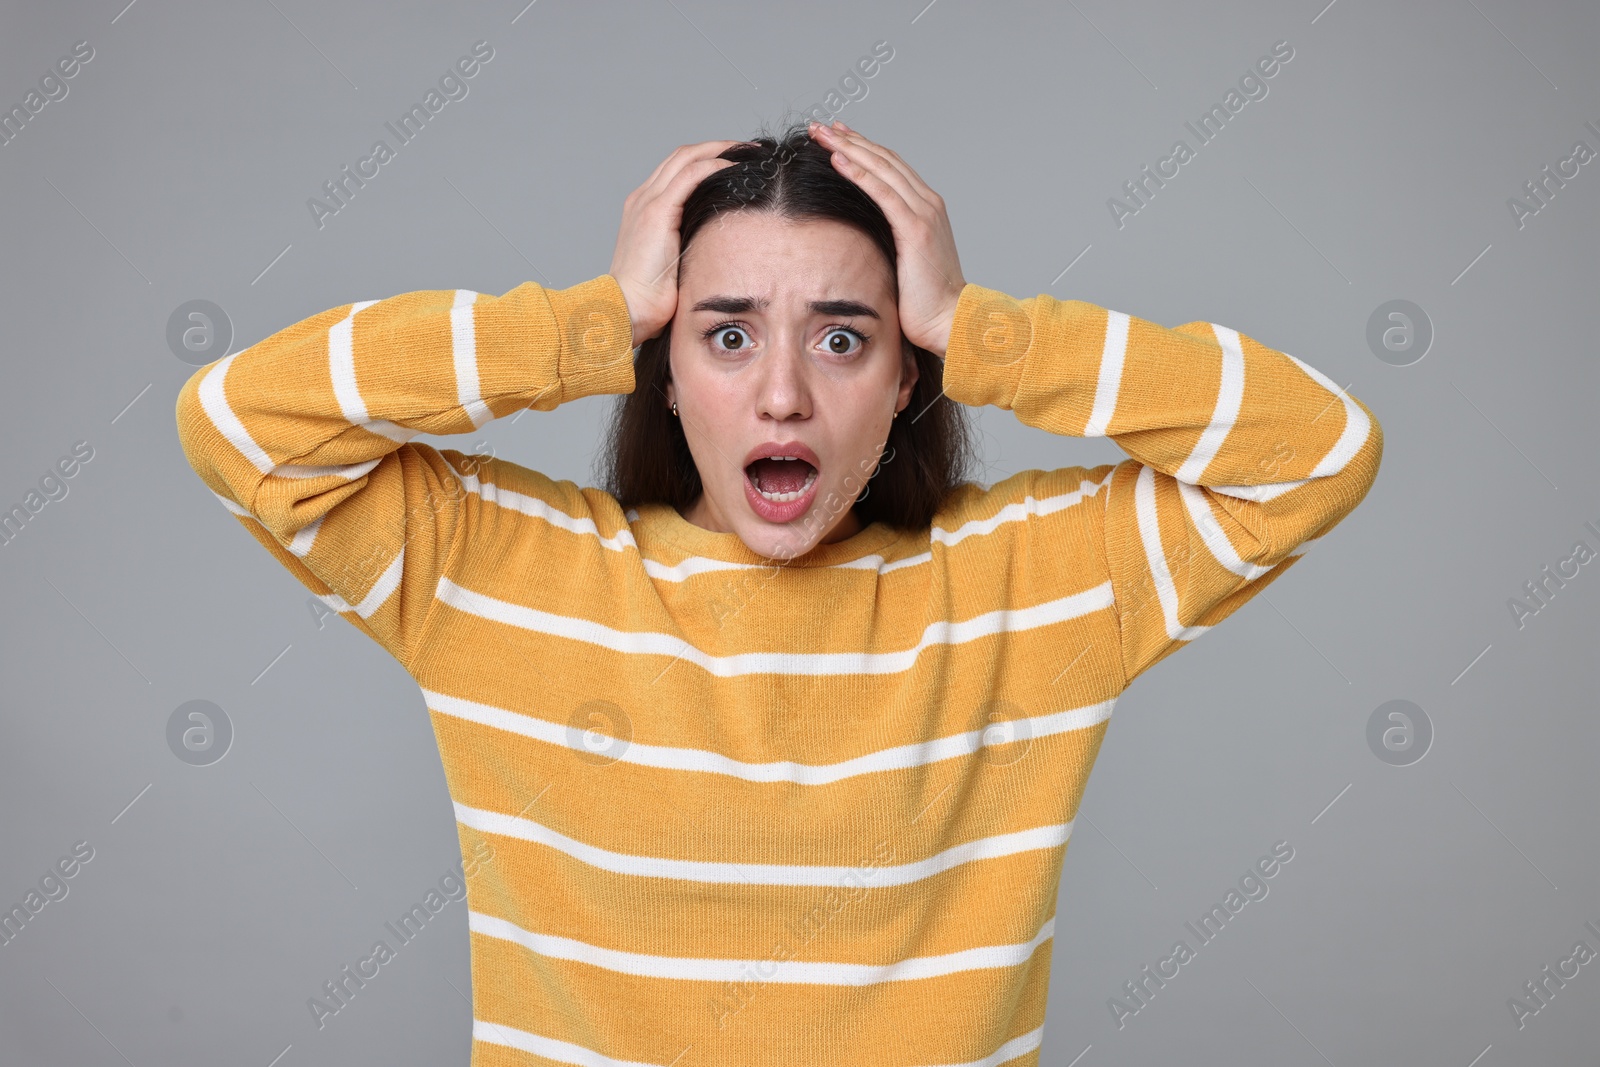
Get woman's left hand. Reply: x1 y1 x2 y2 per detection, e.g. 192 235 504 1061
809 121 966 358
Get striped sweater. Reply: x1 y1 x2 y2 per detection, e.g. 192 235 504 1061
174 273 1382 1066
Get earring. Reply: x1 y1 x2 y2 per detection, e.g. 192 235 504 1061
671 401 679 416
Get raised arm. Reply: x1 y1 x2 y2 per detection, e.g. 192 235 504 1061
173 276 635 671
941 284 1383 685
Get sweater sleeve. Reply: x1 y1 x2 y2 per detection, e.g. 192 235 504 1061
174 274 635 672
940 283 1384 687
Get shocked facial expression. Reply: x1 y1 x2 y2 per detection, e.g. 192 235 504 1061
664 212 917 560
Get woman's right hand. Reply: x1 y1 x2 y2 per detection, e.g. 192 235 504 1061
609 141 741 346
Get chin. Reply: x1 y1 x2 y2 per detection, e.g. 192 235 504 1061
709 470 860 559
736 519 822 562
758 531 825 563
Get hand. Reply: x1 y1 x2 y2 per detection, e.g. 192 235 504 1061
609 141 740 346
809 121 966 357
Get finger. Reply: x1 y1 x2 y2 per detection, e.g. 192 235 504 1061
644 140 742 198
832 121 906 168
828 124 938 207
639 145 689 193
806 122 921 206
645 139 737 181
829 121 936 200
653 155 739 216
815 126 929 216
642 140 743 197
665 154 739 195
619 155 740 292
824 144 922 237
827 142 962 294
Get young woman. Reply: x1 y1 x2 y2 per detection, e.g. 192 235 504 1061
176 121 1382 1066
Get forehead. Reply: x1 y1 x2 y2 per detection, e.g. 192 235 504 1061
679 212 894 302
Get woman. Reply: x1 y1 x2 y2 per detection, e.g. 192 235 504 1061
176 121 1382 1066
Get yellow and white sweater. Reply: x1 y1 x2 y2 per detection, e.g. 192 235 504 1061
175 274 1382 1066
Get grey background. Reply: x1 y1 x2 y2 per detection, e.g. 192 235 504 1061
1 0 1595 1064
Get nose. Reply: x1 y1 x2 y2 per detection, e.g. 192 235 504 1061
754 340 813 422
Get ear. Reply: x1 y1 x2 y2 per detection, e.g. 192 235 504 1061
659 332 677 411
896 340 920 413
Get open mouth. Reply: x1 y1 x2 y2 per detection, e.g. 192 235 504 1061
744 455 819 503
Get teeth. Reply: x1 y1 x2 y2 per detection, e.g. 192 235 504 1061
753 466 818 503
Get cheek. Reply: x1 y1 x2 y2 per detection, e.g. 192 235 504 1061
824 397 891 476
679 376 746 481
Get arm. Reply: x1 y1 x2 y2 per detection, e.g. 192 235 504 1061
173 275 635 672
941 283 1384 685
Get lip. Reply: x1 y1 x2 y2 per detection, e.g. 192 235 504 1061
742 440 822 524
742 440 821 468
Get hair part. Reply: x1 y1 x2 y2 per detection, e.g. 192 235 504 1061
597 123 977 532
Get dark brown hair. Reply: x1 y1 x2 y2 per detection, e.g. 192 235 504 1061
596 123 977 532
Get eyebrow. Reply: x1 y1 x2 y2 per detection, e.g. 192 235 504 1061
689 296 880 319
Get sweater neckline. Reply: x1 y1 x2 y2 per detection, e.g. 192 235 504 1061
634 501 906 567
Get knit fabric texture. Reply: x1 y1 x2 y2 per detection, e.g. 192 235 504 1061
175 273 1382 1066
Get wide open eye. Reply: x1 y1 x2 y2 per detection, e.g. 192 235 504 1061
706 324 751 351
821 327 865 356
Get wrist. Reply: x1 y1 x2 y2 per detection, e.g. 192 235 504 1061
605 274 639 348
939 283 1030 410
924 285 970 359
547 275 637 398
